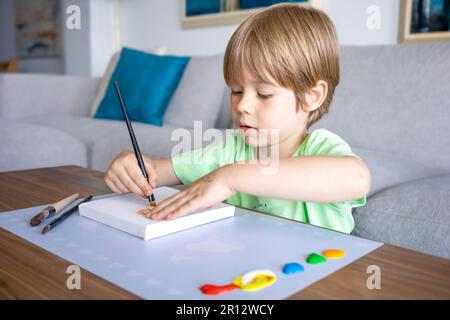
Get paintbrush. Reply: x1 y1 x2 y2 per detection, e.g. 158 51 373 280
30 193 80 226
41 195 93 234
113 80 157 208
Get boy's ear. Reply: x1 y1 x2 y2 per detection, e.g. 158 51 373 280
301 80 328 112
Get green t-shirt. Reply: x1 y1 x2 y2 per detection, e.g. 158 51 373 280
171 128 365 234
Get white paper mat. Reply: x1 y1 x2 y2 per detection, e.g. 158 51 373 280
0 193 383 299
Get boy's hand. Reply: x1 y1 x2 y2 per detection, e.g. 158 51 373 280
144 165 236 220
105 149 157 198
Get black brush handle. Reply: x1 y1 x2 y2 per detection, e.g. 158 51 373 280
49 195 93 228
113 80 156 203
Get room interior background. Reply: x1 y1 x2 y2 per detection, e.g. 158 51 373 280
0 0 404 77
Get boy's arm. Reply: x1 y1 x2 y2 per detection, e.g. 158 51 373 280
152 159 182 187
228 156 371 203
147 155 371 220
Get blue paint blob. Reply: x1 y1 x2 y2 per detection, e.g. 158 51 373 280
282 262 304 275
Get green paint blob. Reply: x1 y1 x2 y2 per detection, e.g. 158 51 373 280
306 253 327 264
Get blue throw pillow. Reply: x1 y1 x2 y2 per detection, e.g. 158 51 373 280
95 47 190 126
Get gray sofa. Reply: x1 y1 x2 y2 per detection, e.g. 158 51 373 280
1 42 449 259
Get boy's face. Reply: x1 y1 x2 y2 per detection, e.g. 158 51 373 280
230 69 309 152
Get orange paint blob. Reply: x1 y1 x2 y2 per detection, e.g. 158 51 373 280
322 249 346 259
136 204 157 218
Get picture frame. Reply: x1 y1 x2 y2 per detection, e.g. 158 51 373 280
399 0 450 43
181 0 327 29
14 0 61 58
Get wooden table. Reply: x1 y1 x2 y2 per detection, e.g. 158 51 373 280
1 165 449 299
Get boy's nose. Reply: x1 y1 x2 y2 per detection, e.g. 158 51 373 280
236 97 254 114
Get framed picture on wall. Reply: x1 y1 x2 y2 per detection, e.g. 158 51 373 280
399 0 450 42
14 0 61 58
181 0 327 29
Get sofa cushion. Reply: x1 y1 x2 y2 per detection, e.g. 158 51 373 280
0 120 87 172
353 175 450 259
21 115 172 169
352 147 447 196
94 47 190 127
21 115 226 171
0 74 99 119
163 54 227 129
91 126 230 172
90 124 188 172
89 47 167 117
22 115 129 146
313 42 450 172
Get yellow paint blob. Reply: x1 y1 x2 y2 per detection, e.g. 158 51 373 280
232 269 277 292
322 249 346 259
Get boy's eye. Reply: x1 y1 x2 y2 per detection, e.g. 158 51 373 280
257 93 272 99
230 91 272 99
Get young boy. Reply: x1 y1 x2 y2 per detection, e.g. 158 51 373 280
105 3 371 234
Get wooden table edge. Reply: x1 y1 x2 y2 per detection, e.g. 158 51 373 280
1 165 449 299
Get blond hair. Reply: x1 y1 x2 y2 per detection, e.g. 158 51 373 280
224 3 340 128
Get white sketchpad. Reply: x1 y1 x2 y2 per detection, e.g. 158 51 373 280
78 187 235 240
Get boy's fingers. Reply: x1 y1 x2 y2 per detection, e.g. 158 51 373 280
116 167 145 197
166 199 199 220
150 190 185 213
146 195 181 218
147 189 190 215
105 176 122 194
125 165 152 196
106 173 129 194
149 194 195 220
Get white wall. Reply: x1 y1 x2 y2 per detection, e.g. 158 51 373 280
119 0 238 56
328 0 401 45
62 0 91 75
63 0 116 76
0 0 402 75
88 0 116 76
119 0 402 57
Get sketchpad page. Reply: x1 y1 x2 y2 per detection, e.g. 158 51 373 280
78 187 235 240
0 194 382 299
